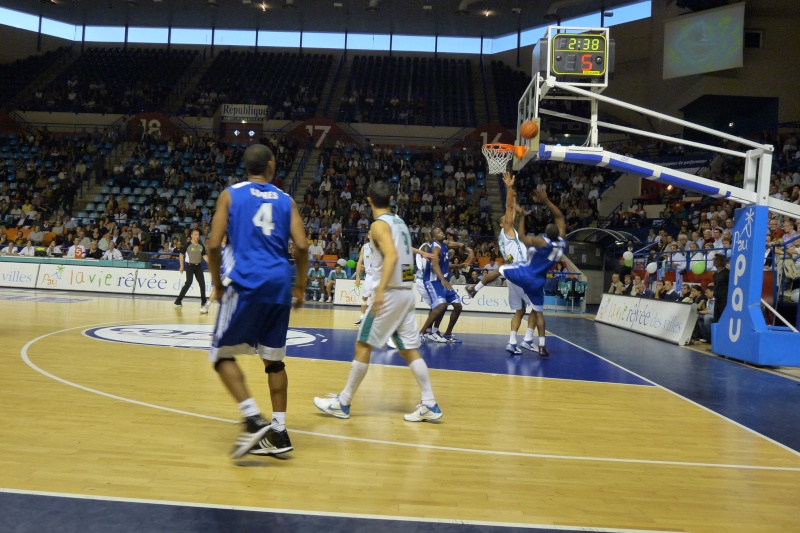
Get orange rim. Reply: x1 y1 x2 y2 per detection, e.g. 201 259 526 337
482 143 527 159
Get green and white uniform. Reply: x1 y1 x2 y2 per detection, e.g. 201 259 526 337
358 213 420 350
498 228 532 310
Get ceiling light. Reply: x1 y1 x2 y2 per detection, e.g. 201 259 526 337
423 5 432 10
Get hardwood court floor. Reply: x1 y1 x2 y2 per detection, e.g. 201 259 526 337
1 291 799 532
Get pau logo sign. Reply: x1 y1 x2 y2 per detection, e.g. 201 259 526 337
727 208 754 342
84 324 324 350
714 205 768 352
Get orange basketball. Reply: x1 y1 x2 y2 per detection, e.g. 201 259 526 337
520 120 539 140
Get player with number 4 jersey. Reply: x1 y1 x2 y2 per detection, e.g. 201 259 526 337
207 143 309 459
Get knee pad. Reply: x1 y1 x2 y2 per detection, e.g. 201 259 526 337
213 358 235 371
264 361 286 374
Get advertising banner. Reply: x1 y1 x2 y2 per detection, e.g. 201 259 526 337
596 293 697 345
0 262 39 288
219 104 271 122
36 264 137 294
132 269 213 298
333 280 563 314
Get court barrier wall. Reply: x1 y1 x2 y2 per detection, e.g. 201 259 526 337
0 262 211 298
333 279 569 314
1 262 580 312
595 293 697 345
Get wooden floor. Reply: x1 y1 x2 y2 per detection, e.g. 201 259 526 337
1 291 799 532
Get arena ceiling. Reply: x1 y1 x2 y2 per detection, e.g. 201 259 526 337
1 0 640 37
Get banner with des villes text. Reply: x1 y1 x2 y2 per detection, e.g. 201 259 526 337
0 262 38 288
332 279 564 314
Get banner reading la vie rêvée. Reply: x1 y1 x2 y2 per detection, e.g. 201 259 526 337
0 262 211 298
1 263 581 314
595 293 697 345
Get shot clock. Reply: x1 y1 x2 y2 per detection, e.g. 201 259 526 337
551 33 607 77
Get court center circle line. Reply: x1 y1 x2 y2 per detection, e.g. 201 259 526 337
19 321 800 473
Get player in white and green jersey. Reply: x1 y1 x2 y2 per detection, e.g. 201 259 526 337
467 172 537 355
314 181 442 423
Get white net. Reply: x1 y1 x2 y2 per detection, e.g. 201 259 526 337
482 144 514 175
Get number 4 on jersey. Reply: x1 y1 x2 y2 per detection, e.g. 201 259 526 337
252 203 274 236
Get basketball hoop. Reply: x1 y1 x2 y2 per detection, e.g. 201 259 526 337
482 144 526 175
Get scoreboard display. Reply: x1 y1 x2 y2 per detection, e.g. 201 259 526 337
550 33 608 77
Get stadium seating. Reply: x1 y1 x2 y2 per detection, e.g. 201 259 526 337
339 56 476 127
182 51 332 119
0 47 71 107
27 48 199 114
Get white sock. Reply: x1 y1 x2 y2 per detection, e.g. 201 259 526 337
509 331 517 344
409 358 436 407
339 360 369 406
271 412 286 431
539 336 546 347
524 328 535 342
238 398 261 419
432 326 439 334
475 282 485 292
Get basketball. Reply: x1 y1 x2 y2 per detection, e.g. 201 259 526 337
520 120 539 140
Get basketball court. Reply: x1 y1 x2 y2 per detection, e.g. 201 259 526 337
3 24 800 533
1 291 798 532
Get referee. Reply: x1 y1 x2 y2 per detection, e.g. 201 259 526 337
174 229 210 313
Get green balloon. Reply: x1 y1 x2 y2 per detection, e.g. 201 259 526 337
624 258 633 267
691 261 705 274
347 259 356 269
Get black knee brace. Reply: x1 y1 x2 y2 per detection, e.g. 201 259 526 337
264 361 286 374
213 358 235 371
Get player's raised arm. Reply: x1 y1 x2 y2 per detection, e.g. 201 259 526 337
502 172 517 232
289 198 309 308
535 188 567 238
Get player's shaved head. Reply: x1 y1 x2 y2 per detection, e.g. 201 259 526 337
243 144 275 178
545 223 560 241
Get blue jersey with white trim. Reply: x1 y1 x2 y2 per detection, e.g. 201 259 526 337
524 236 567 280
223 180 293 303
427 241 450 282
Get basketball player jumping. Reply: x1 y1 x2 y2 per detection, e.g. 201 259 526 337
467 174 566 358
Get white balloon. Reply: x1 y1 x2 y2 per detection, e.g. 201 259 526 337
622 251 634 261
791 289 799 303
646 262 658 274
337 258 347 267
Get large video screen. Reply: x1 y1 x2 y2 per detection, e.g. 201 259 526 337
663 2 744 80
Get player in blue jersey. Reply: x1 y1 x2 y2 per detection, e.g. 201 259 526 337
206 143 309 459
418 228 471 343
468 179 566 358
